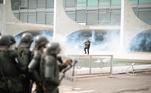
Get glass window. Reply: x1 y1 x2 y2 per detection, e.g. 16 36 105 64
139 0 151 4
129 0 138 5
46 12 53 25
37 12 45 24
28 12 36 23
76 10 86 23
38 0 46 8
11 0 20 10
99 10 111 24
99 0 110 8
0 0 3 4
66 11 76 21
65 0 75 8
29 0 37 9
111 10 120 25
138 9 151 25
77 0 86 8
87 10 98 25
46 0 54 8
14 13 20 20
88 0 98 7
20 12 28 23
20 0 28 9
111 0 121 6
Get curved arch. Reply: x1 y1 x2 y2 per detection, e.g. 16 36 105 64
130 29 151 52
5 23 52 36
15 30 53 46
121 0 151 50
15 30 53 37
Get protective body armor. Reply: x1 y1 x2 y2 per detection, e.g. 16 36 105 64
17 47 32 71
0 50 23 93
0 50 20 77
28 36 48 93
16 46 33 93
40 42 61 93
41 54 59 93
16 33 33 93
28 50 41 81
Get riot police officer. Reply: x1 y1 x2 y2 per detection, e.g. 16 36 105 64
41 42 61 93
17 33 33 71
0 35 23 93
28 36 49 93
16 33 33 93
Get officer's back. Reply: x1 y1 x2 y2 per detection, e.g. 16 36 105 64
0 35 23 93
0 50 20 77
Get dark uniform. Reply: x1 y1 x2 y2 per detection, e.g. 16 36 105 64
28 36 48 93
84 40 91 54
0 35 23 93
41 42 61 93
16 33 33 93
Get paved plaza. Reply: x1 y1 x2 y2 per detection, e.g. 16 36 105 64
59 71 151 93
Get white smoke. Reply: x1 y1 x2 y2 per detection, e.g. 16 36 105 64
62 30 120 55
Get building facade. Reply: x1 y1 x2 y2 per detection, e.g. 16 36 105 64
0 0 151 53
11 0 151 25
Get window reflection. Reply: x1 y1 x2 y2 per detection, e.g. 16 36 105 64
77 0 86 8
64 0 75 8
87 0 98 7
99 0 110 8
11 0 151 25
76 10 86 24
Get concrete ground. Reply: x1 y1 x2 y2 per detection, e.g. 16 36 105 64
59 72 151 93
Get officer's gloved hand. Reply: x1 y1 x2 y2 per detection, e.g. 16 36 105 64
63 59 72 66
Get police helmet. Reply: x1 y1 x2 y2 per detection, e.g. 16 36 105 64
20 33 33 43
45 42 61 55
0 35 16 46
35 36 48 48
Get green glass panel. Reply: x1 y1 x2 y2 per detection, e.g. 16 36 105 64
77 0 86 7
11 0 20 10
138 9 151 24
99 10 111 24
88 0 98 7
111 0 121 6
76 10 86 23
87 10 98 25
65 0 75 8
0 0 3 4
99 0 110 7
46 0 54 8
139 0 151 4
111 11 120 25
129 0 138 5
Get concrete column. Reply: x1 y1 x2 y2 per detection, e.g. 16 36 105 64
121 0 151 50
5 0 20 23
0 0 6 34
53 0 86 41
